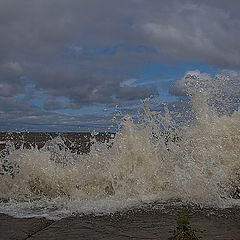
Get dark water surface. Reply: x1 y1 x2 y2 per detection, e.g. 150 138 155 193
0 132 114 153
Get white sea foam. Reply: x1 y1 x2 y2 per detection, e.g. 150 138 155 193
0 70 239 219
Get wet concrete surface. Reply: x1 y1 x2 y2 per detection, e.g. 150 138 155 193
0 213 53 240
1 206 240 240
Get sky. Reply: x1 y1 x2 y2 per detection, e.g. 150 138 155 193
0 0 240 132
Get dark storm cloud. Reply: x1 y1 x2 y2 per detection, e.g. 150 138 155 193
134 0 240 68
43 98 62 111
0 96 33 112
1 1 240 77
1 0 240 130
116 85 158 100
0 96 113 131
0 62 24 97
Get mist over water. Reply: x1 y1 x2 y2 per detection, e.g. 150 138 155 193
0 70 239 219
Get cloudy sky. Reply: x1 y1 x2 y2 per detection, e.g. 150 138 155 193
0 0 240 132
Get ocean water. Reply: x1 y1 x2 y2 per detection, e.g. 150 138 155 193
0 70 239 220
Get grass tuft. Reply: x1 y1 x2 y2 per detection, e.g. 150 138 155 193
169 211 201 240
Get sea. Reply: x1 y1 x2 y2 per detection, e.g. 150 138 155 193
0 71 239 220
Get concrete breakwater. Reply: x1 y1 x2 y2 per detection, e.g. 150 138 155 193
1 205 240 240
